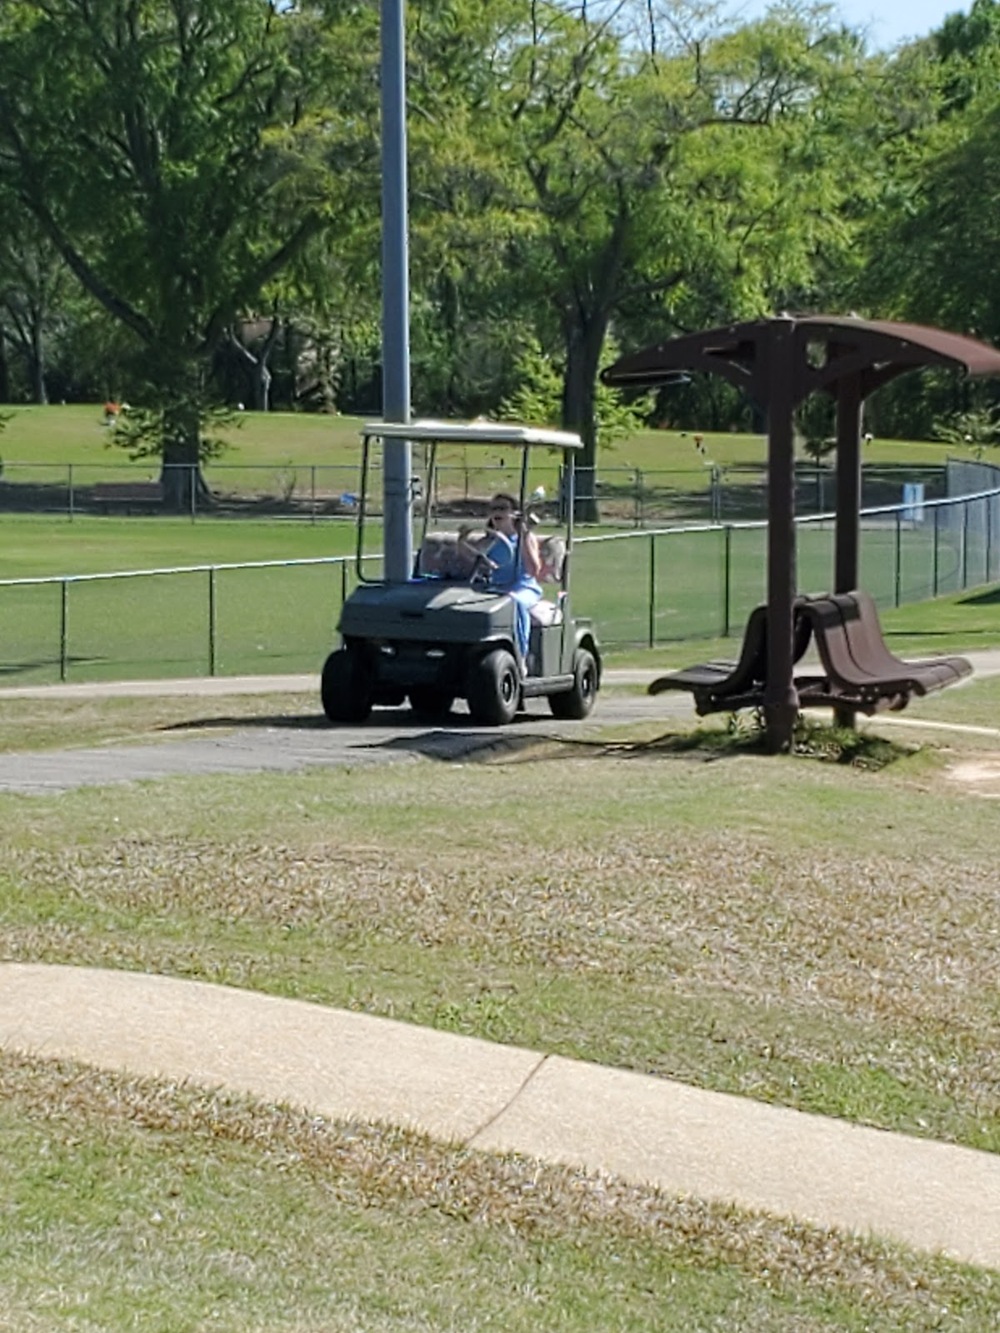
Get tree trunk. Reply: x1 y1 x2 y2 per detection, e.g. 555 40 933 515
159 398 207 510
30 318 47 404
562 310 609 524
0 323 9 403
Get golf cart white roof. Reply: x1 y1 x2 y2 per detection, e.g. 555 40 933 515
362 418 583 449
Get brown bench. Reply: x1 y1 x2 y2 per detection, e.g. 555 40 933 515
648 589 971 719
648 601 813 715
795 590 972 714
92 481 164 513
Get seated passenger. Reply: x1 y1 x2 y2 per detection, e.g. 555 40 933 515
468 492 544 663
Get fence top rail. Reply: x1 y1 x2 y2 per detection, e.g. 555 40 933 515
0 553 354 589
574 484 1000 545
3 481 998 588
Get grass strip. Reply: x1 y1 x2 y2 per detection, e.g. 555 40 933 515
1 743 998 1154
1 1051 996 1332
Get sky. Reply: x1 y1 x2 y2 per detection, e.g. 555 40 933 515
737 0 971 49
831 0 968 48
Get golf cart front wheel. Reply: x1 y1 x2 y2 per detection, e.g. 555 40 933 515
466 648 520 726
321 647 372 723
548 647 598 720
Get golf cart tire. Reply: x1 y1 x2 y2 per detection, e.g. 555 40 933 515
409 686 455 721
466 647 521 726
548 647 598 720
321 647 372 723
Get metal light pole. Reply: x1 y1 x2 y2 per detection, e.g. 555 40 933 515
380 0 413 582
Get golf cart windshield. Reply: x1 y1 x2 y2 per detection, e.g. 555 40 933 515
355 419 583 583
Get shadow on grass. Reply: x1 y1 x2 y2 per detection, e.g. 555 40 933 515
158 713 329 733
958 586 1000 607
0 654 105 678
157 707 521 735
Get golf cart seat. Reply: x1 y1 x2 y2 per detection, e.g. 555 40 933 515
537 535 566 583
416 530 486 580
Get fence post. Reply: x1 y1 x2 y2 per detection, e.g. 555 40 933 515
987 493 994 583
932 505 940 597
311 465 317 524
894 510 902 607
723 526 732 637
711 466 722 523
190 464 197 523
208 567 217 676
962 499 970 589
648 532 657 648
68 463 75 523
59 580 69 682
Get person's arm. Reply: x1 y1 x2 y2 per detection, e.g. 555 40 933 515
517 522 543 579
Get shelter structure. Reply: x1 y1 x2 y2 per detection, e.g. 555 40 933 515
601 315 1000 750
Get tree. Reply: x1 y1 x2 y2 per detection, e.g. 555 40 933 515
858 21 1000 438
0 0 373 504
408 1 883 515
0 205 78 404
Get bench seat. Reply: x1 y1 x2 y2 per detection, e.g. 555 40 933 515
92 481 164 512
649 602 812 715
795 591 971 714
648 589 972 720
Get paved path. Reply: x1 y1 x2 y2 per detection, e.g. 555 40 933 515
0 672 692 794
0 651 998 794
1 962 998 1271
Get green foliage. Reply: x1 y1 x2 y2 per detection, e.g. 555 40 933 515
0 0 372 459
932 404 1000 452
110 404 240 465
497 337 564 430
791 718 914 770
499 334 653 448
796 394 837 465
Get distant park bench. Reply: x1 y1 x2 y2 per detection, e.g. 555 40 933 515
91 481 164 514
649 590 971 718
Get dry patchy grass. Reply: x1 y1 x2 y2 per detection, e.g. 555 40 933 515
1 1051 996 1332
1 748 998 1150
0 691 319 754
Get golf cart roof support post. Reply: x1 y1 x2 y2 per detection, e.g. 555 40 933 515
380 0 413 584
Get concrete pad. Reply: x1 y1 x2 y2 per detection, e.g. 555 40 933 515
473 1055 1000 1270
0 964 542 1143
2 964 999 1271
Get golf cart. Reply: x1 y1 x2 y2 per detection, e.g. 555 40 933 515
321 419 602 725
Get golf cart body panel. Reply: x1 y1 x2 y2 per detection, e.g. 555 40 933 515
322 419 601 725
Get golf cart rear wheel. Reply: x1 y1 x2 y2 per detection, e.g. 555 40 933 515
321 647 372 723
548 647 597 720
409 686 454 720
466 648 520 726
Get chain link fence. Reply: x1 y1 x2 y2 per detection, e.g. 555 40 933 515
2 475 998 687
0 457 950 527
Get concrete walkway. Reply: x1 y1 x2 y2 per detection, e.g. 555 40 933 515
1 962 998 1272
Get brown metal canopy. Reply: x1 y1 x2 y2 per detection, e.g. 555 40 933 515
602 315 1000 750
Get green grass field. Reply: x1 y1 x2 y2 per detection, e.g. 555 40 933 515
0 515 991 685
0 400 986 478
0 406 996 684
